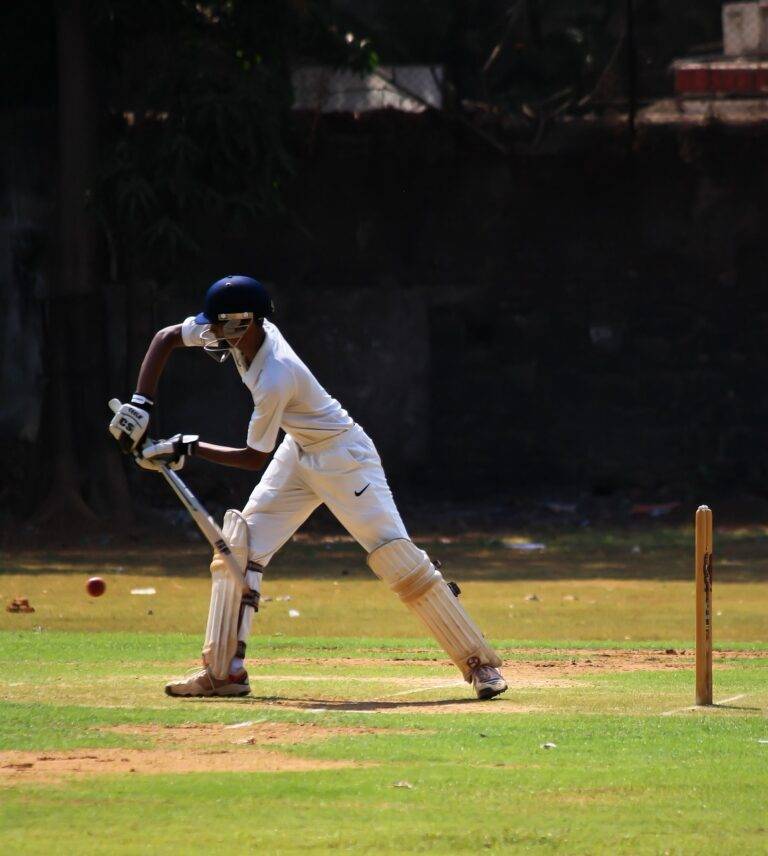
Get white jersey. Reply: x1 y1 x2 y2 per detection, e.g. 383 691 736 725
181 318 354 452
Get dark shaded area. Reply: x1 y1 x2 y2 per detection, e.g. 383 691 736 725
2 1 766 544
244 118 768 510
6 518 768 582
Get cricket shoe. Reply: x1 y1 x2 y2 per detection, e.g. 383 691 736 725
471 664 508 700
165 667 251 698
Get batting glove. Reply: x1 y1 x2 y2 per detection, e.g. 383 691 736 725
109 394 153 453
137 433 199 472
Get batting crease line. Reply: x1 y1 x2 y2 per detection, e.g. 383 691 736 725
382 681 466 699
716 693 748 706
660 693 747 716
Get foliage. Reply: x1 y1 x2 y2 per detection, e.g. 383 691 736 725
73 0 727 277
336 0 725 110
89 0 378 279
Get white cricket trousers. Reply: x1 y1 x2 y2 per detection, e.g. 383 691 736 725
241 425 409 565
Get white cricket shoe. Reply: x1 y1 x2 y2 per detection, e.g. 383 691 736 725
472 664 508 700
165 667 250 698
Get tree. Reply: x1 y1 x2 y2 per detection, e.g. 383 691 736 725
91 0 377 282
37 0 109 531
332 0 725 118
35 0 377 535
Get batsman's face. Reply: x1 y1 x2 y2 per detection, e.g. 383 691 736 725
201 314 253 362
210 317 252 345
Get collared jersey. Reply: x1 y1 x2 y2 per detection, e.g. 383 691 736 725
181 318 354 452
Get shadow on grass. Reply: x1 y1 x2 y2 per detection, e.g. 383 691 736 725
4 527 768 582
176 695 489 711
713 704 763 712
246 696 485 711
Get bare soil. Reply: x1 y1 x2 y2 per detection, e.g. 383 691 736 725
250 648 760 677
0 722 388 782
151 649 760 714
104 720 397 745
0 748 357 781
511 648 760 673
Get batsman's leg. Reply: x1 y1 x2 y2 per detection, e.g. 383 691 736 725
367 539 505 696
201 509 260 680
166 509 259 697
307 430 507 699
166 437 320 698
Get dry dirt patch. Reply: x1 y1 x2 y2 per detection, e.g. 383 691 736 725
250 648 756 678
0 721 386 782
105 720 394 746
0 748 356 781
521 648 760 674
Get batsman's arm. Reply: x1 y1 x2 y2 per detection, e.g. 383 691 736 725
196 443 268 472
108 326 183 453
135 324 185 401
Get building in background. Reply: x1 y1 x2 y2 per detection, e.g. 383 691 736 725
292 66 443 114
672 2 768 103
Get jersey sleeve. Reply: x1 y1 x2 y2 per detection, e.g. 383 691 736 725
246 371 294 453
181 316 208 347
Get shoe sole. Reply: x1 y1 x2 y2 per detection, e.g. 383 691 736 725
165 687 251 698
476 683 508 701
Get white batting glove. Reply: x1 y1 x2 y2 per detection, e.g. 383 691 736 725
136 433 199 472
109 395 153 453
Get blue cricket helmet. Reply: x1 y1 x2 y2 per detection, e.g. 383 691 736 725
194 275 274 324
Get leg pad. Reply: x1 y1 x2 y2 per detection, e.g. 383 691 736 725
202 511 262 679
367 539 501 681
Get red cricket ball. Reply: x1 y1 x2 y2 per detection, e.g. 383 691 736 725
86 577 106 597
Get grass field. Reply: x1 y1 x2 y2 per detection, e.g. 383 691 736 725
1 526 767 854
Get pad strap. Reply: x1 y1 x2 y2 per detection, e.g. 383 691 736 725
234 561 263 662
240 561 262 612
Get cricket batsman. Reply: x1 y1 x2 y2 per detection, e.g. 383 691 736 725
109 275 507 700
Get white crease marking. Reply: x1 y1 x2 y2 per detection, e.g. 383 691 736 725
717 693 748 706
660 693 747 716
381 681 466 699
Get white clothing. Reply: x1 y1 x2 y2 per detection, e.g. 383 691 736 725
179 312 499 687
242 425 409 563
181 318 353 452
181 315 407 558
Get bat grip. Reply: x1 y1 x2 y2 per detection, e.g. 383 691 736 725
108 398 245 590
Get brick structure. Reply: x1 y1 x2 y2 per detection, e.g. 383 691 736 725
673 3 768 96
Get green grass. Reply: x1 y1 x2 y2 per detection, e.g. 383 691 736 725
1 630 767 854
1 531 767 853
2 723 768 855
